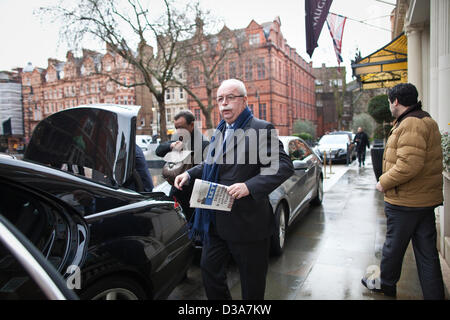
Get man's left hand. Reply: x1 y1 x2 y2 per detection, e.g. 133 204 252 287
376 181 385 193
227 183 250 199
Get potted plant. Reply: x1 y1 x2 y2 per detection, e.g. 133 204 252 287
367 94 394 181
442 131 449 174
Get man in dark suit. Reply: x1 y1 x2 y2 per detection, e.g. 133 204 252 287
353 127 370 167
156 110 209 221
174 79 294 300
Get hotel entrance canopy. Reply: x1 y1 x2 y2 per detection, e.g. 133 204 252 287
352 32 407 89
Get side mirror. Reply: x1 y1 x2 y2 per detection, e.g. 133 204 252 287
293 160 308 170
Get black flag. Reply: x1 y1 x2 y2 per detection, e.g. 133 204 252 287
305 0 333 57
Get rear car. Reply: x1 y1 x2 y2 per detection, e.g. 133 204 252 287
314 133 356 164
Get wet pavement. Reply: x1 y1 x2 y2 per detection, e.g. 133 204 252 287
164 158 449 300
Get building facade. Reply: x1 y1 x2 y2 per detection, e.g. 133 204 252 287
21 48 154 141
151 67 189 138
313 64 353 136
184 17 316 136
0 70 24 152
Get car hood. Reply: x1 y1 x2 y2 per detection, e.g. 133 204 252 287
24 104 141 188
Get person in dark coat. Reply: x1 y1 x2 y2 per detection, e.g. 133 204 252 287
135 145 154 192
156 110 209 221
353 127 370 167
174 79 294 300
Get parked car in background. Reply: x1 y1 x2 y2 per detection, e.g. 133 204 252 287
0 105 194 300
136 135 153 152
314 133 356 164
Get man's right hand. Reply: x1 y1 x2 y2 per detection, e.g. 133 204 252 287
170 140 183 151
174 172 189 190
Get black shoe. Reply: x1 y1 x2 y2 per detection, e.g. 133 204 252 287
361 276 396 297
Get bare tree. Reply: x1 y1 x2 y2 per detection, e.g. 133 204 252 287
172 12 247 130
39 0 199 141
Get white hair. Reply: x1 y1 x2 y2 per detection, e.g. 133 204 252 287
219 79 247 96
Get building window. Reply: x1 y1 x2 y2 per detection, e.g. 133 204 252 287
249 34 260 46
245 60 252 81
257 58 265 79
165 88 174 101
259 103 266 120
218 64 226 82
166 108 172 122
229 61 236 78
194 109 201 121
193 67 200 86
179 88 184 99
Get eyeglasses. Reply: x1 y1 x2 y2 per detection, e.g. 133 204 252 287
216 94 244 104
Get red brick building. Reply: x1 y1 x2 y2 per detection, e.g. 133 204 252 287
186 17 316 136
313 64 353 136
21 48 154 141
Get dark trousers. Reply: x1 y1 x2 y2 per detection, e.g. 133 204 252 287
200 224 270 300
357 149 366 165
380 202 445 299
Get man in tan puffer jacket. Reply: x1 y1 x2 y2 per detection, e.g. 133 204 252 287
361 83 445 299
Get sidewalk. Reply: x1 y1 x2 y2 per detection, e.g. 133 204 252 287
286 156 450 300
168 156 450 300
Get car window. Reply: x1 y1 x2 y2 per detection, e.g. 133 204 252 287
288 139 311 161
319 134 350 144
0 184 70 271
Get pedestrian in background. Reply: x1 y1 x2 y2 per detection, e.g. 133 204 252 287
156 110 209 221
353 126 370 167
362 83 445 299
174 79 293 300
135 144 154 192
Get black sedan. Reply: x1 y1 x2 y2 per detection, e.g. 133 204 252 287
0 105 194 300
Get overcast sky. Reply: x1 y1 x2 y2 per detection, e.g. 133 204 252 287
0 0 396 82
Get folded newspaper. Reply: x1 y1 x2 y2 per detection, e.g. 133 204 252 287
189 179 234 212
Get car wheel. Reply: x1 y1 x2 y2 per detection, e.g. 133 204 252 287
270 204 287 256
80 276 148 300
311 177 323 206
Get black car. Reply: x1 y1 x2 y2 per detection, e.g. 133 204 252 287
0 105 194 300
0 214 79 300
